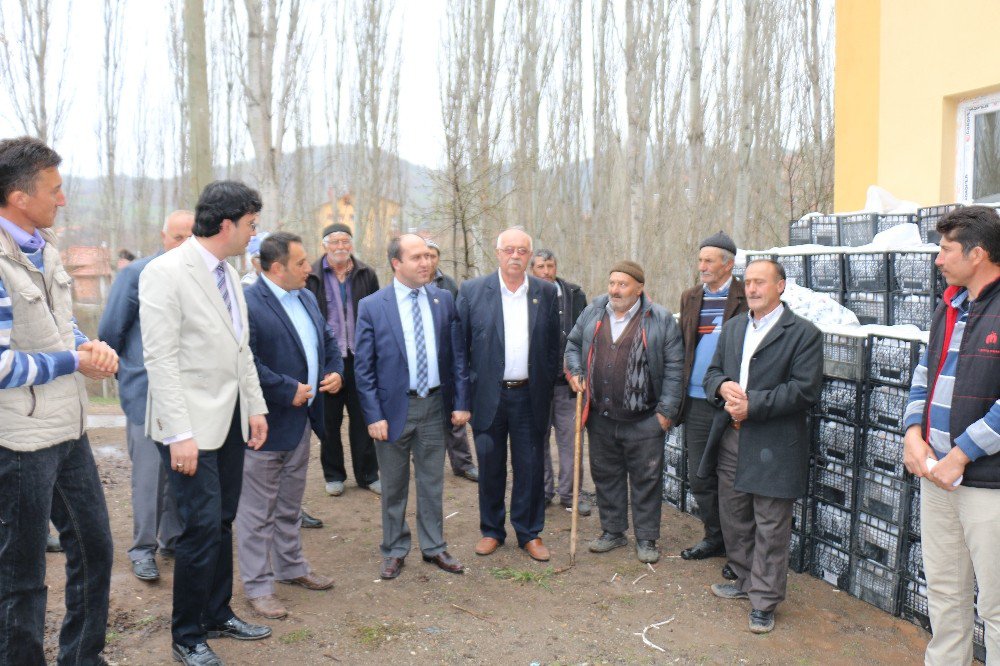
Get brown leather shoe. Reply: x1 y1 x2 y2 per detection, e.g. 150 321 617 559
248 594 288 620
422 550 464 574
523 538 550 562
380 557 405 579
278 571 334 591
474 537 502 556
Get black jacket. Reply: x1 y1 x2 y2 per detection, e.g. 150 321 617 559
305 255 380 324
699 305 823 498
433 270 459 298
555 277 587 381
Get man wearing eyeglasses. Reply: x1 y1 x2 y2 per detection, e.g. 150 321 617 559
456 227 562 562
305 223 381 497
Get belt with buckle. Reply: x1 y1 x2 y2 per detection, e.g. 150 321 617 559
730 419 742 430
501 379 529 389
406 386 441 398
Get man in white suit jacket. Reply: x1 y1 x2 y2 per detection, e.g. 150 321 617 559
140 180 271 666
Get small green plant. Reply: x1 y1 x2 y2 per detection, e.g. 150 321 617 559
489 566 555 589
356 622 401 646
280 628 314 644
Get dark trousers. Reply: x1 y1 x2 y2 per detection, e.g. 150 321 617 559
0 435 113 666
158 408 245 647
683 398 724 546
444 421 475 475
717 427 794 613
586 412 665 541
473 385 545 547
320 352 379 486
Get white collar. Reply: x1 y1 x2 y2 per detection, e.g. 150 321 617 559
498 269 528 297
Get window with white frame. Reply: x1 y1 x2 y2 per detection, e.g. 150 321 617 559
956 91 1000 202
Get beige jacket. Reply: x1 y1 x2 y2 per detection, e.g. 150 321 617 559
139 237 267 450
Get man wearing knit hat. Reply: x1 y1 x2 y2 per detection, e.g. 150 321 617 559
305 222 382 497
677 231 746 578
565 261 684 563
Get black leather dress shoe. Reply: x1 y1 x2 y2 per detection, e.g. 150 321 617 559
722 563 738 580
422 550 464 574
680 539 726 560
172 642 224 666
380 557 405 579
300 510 323 529
132 557 160 581
204 615 271 641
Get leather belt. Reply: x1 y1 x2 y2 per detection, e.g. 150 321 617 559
501 379 529 389
407 386 441 398
730 420 742 430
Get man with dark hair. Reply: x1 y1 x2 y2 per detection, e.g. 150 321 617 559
238 232 343 620
701 258 822 634
458 227 562 562
531 249 590 516
904 205 1000 663
427 240 477 482
0 136 118 664
305 222 381 496
565 261 684 564
99 209 194 583
677 231 746 578
141 180 272 664
355 234 471 579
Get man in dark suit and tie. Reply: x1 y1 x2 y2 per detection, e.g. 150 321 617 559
98 209 193 582
456 227 561 562
238 232 344 619
355 234 471 579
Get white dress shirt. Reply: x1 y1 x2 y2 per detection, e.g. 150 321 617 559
739 304 784 389
499 270 530 381
262 274 320 405
393 278 440 391
192 237 243 339
605 297 642 343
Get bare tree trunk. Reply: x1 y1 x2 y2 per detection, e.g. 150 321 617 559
184 0 213 195
98 0 125 258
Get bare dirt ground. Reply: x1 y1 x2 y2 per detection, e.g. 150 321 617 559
42 403 930 665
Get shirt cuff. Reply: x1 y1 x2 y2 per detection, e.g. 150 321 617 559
163 431 194 445
953 433 987 463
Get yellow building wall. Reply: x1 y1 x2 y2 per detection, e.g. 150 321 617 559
834 0 1000 210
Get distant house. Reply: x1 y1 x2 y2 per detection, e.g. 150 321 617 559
61 246 113 305
312 191 402 249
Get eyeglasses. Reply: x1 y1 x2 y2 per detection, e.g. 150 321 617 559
500 247 530 256
323 237 352 247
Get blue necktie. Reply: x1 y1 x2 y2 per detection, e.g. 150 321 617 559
410 289 429 397
215 262 233 320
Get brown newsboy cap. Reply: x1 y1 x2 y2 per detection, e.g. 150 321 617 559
610 260 645 284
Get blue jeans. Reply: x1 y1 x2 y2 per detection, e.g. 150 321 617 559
0 434 113 665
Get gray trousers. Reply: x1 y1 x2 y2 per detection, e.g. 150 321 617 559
374 393 447 559
235 425 312 599
717 427 794 613
586 412 665 540
444 421 476 475
683 398 724 546
127 419 181 562
543 383 584 503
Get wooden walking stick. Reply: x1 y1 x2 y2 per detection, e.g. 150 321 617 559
570 389 584 565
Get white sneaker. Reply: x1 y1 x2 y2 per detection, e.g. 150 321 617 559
325 481 344 496
367 480 382 495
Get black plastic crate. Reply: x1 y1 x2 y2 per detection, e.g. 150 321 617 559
838 213 879 247
863 427 907 478
851 557 901 614
908 477 921 538
814 501 853 549
906 537 925 584
858 468 909 524
789 218 811 246
918 204 960 244
815 418 859 467
845 252 890 291
845 291 889 325
975 616 986 663
793 497 814 535
868 334 925 387
780 254 808 285
683 485 699 517
867 384 910 433
813 461 855 510
664 441 685 478
818 379 862 422
823 331 867 381
891 292 935 330
900 578 931 632
876 213 917 234
810 540 851 590
810 215 840 246
808 253 844 291
853 512 904 570
663 472 683 511
789 531 810 574
892 251 942 294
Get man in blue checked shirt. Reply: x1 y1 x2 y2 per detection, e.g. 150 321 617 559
903 205 1000 664
0 136 119 664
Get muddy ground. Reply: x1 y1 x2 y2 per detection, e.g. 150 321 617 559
41 403 931 665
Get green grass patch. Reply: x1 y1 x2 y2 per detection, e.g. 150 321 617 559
89 396 120 406
280 628 314 644
356 622 402 647
489 566 555 589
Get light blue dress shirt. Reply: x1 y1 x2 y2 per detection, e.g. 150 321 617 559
262 274 319 405
393 278 440 391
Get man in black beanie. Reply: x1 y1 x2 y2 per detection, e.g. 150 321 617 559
305 222 382 496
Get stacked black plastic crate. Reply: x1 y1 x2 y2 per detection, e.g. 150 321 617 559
788 217 812 246
807 250 845 305
844 250 890 325
890 251 943 330
917 204 960 244
876 213 918 236
808 330 866 590
662 423 685 512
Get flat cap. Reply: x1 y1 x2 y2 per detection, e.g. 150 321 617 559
699 231 737 255
322 223 353 238
610 260 645 284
